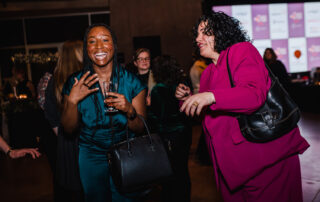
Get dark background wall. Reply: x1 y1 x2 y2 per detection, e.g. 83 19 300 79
1 0 319 77
110 0 202 69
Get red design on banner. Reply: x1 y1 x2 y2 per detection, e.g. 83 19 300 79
294 50 301 58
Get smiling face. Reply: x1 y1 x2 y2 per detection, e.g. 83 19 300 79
87 26 114 68
196 21 219 62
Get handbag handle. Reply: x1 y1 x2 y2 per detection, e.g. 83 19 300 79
125 115 155 155
226 47 277 88
226 48 235 88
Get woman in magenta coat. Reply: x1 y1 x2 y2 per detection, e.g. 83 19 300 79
176 12 309 202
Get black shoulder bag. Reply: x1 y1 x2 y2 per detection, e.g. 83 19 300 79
226 48 300 143
107 115 173 193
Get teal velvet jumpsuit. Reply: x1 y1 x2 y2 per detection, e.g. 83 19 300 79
63 67 146 202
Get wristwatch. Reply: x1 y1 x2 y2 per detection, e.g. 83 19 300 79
127 107 137 120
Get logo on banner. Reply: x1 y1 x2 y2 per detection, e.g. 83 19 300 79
275 48 287 60
289 12 303 23
294 50 302 59
254 14 267 25
308 45 320 57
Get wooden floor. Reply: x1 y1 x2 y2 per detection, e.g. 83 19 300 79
0 112 319 202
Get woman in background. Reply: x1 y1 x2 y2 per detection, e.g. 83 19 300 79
148 55 192 202
263 47 291 90
133 48 151 86
44 40 84 202
132 48 155 105
4 63 36 99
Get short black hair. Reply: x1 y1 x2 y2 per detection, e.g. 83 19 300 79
193 11 251 53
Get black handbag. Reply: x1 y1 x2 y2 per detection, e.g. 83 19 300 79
226 48 300 143
107 115 173 193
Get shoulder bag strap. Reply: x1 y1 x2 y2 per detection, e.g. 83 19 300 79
226 48 235 88
226 47 275 87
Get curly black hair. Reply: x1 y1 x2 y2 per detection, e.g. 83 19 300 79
152 55 184 86
192 11 251 53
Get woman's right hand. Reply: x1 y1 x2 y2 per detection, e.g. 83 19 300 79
175 83 191 101
68 71 99 104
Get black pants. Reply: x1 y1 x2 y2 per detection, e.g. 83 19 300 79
161 129 192 202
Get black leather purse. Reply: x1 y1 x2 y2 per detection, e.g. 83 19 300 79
107 115 173 193
226 48 300 143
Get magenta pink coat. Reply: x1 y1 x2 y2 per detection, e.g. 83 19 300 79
199 42 309 191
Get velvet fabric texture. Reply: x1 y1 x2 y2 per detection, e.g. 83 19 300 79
63 66 146 202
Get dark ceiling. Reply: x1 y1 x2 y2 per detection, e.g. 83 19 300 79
0 0 109 19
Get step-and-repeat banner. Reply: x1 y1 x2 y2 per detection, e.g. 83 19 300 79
213 2 320 73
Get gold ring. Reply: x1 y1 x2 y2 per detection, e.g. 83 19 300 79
192 101 199 107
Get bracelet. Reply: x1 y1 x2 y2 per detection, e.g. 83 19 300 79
6 149 12 157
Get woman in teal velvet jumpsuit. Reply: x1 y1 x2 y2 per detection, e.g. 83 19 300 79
61 23 147 202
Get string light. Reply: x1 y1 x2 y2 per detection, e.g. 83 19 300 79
11 52 58 64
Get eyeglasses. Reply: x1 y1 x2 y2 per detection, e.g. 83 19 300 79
136 57 150 62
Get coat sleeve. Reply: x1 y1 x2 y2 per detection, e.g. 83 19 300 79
209 43 271 114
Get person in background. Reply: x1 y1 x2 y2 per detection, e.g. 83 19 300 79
43 40 84 202
189 53 211 165
4 63 36 99
61 23 146 202
131 48 155 106
176 11 309 202
133 48 151 86
263 48 291 90
3 64 38 149
0 136 40 159
148 55 192 202
38 71 53 110
311 67 320 83
189 54 208 94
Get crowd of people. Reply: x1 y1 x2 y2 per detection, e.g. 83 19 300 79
0 11 310 202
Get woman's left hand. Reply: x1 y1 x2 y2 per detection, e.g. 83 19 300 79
180 92 216 117
104 92 132 113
